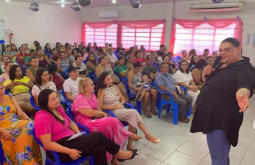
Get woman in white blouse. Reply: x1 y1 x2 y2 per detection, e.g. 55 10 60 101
175 60 200 113
32 68 57 104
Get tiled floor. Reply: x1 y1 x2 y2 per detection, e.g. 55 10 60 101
41 96 255 165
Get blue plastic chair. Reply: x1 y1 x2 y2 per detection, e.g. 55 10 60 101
154 82 190 125
104 103 135 128
67 105 91 133
62 89 73 106
32 130 94 165
0 141 5 165
113 70 125 82
4 89 11 96
83 60 86 64
30 96 40 111
15 58 26 76
113 51 119 59
123 77 141 115
176 56 182 61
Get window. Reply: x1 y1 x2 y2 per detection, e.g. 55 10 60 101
121 24 164 51
84 24 118 48
173 23 236 55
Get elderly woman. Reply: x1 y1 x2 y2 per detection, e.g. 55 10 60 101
95 55 128 101
0 83 41 165
72 77 141 164
175 60 200 113
34 89 137 165
97 72 160 152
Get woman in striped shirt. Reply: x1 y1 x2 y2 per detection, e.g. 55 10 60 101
97 72 160 153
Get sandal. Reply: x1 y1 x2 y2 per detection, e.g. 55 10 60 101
151 110 158 115
144 113 152 118
118 149 138 162
127 147 139 155
138 98 142 101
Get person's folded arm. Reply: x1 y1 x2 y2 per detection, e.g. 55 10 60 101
97 89 116 110
86 61 96 72
119 71 127 78
19 81 34 89
65 92 74 101
69 121 80 134
158 85 176 94
77 107 104 118
127 72 139 91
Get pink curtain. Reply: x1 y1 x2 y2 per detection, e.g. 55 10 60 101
169 18 243 53
84 21 116 29
117 20 165 28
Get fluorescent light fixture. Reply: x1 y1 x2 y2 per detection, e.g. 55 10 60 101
112 0 116 3
61 3 65 7
61 0 64 2
6 0 9 2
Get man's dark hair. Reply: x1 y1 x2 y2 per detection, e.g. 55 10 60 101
221 37 240 47
160 63 169 69
133 62 142 68
160 45 165 49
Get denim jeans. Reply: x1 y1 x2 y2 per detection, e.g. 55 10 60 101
206 130 231 165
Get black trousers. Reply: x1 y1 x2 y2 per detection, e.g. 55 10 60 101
46 132 120 165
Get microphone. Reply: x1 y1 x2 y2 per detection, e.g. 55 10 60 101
205 56 222 79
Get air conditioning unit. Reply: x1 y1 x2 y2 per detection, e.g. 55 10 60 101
99 11 119 19
189 1 246 12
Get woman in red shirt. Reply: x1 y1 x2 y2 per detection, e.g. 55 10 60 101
133 51 145 65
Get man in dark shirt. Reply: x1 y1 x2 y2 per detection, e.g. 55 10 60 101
191 38 255 165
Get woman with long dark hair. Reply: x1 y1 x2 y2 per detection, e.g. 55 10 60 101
189 55 199 71
3 65 36 117
86 53 97 74
36 47 50 68
97 72 160 152
191 59 207 90
32 68 57 105
34 89 137 165
44 43 53 59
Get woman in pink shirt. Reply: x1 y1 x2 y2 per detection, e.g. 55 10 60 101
72 77 141 165
133 50 146 65
34 89 137 165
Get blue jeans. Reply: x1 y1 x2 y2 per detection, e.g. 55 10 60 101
206 130 231 165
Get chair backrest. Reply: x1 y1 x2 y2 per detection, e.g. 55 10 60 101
32 129 44 148
83 60 87 64
0 141 4 165
30 96 40 111
176 56 182 61
114 51 119 59
123 76 131 95
153 82 174 103
4 89 11 96
62 89 72 103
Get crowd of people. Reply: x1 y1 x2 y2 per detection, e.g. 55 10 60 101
0 40 218 165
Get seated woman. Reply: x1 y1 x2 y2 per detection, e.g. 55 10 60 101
191 59 207 90
57 51 70 80
166 52 177 73
0 61 13 83
3 65 36 117
126 55 135 71
44 43 53 60
189 55 199 71
73 56 87 77
162 55 174 74
86 53 97 74
115 56 128 79
1 56 10 72
133 51 145 65
97 72 160 151
50 48 59 64
48 64 65 96
34 89 137 165
69 49 80 65
32 68 57 105
0 83 42 165
206 56 213 66
26 57 41 83
180 50 190 63
72 77 141 164
36 47 50 68
175 60 200 113
95 55 128 102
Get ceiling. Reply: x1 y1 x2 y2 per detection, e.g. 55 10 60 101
0 0 193 7
0 0 253 7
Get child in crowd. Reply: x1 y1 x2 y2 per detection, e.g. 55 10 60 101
25 49 36 67
134 75 152 101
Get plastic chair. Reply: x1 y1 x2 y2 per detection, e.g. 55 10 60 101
4 89 11 96
83 60 86 64
30 96 40 111
15 58 26 76
32 130 95 165
154 83 191 124
104 103 135 127
113 51 119 59
113 70 125 82
62 89 73 106
67 105 91 133
176 56 182 61
0 141 5 165
123 77 142 115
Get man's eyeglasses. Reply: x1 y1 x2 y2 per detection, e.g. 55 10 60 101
219 47 235 53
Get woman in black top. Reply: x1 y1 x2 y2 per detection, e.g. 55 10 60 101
190 38 255 165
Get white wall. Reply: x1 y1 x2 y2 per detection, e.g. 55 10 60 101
82 1 255 62
0 1 82 49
